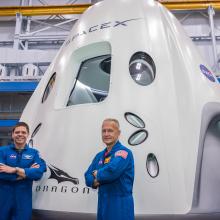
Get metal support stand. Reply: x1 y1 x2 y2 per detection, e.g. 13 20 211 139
208 6 220 75
24 0 32 49
13 13 23 49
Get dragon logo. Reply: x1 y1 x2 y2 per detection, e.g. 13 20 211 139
48 164 79 185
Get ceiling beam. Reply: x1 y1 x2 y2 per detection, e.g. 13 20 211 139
0 1 220 16
0 4 91 16
162 0 220 10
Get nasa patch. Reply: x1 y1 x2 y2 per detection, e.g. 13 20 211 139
9 154 16 159
22 154 33 160
200 64 216 82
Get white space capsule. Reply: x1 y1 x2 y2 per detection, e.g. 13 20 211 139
21 0 220 219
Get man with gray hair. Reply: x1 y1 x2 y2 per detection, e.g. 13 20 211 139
85 118 135 220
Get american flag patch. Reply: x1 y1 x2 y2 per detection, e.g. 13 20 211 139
115 150 128 159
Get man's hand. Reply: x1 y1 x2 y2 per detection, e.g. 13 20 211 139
15 167 26 179
93 179 100 189
92 170 97 178
0 164 25 180
31 163 40 168
14 163 40 180
16 176 24 180
92 170 99 188
0 164 16 174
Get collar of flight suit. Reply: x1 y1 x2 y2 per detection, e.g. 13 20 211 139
103 141 122 157
10 143 29 151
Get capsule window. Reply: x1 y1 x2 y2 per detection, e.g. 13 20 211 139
67 55 111 106
42 72 56 103
129 52 156 86
125 112 145 128
31 123 42 138
128 129 148 146
146 153 159 178
28 123 42 147
28 139 33 148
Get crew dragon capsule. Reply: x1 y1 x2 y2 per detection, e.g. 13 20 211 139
21 0 220 219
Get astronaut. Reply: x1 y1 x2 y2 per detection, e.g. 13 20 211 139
0 122 46 220
85 118 134 220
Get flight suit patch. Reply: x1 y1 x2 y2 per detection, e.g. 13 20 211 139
104 157 111 164
115 150 128 159
9 154 17 159
22 154 33 160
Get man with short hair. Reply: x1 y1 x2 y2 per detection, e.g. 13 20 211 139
0 122 46 220
85 118 135 220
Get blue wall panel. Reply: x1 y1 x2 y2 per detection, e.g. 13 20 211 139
0 119 19 127
0 82 38 92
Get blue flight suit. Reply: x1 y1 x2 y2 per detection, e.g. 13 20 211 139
85 141 134 220
0 144 46 220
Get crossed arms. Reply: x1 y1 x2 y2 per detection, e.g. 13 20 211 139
0 163 40 180
0 149 46 181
